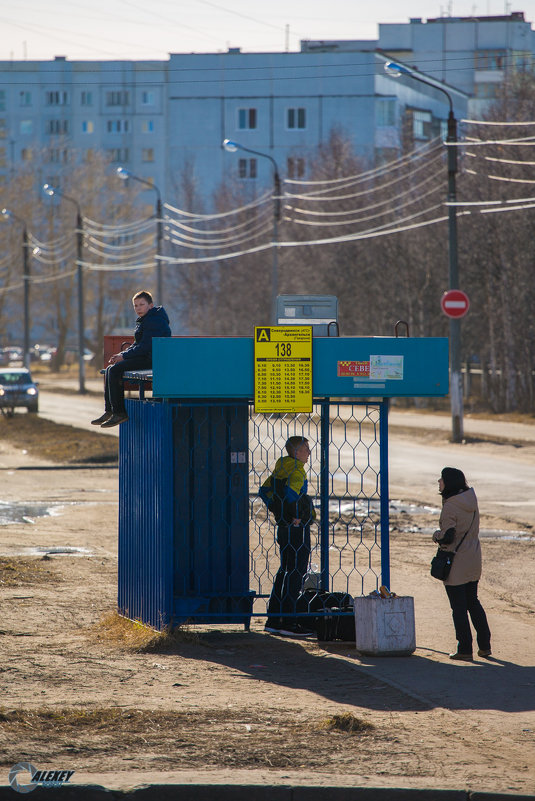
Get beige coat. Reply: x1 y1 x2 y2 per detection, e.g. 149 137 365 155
436 487 482 586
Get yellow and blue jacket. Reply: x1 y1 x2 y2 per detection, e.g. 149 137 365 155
259 455 316 525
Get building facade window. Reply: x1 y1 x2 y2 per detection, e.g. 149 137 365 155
474 83 499 99
412 110 432 140
376 98 396 127
238 157 257 178
46 119 69 135
0 119 6 138
107 119 130 133
106 90 130 106
238 108 257 129
287 107 306 129
46 90 69 106
141 119 154 133
19 91 32 107
141 90 155 105
21 148 32 161
287 157 305 179
0 146 6 167
81 120 94 134
107 147 129 163
48 148 69 163
475 50 507 70
142 148 154 162
20 120 33 135
0 91 6 112
81 91 93 106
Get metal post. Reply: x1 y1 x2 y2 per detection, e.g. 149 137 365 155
319 398 331 592
447 111 463 442
116 168 163 304
379 399 390 590
22 228 30 370
383 62 464 443
1 209 31 370
76 210 86 394
156 195 163 305
271 171 281 325
222 140 281 323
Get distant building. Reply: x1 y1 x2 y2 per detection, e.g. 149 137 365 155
6 13 532 206
305 11 533 117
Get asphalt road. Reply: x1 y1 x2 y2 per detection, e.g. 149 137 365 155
37 385 535 529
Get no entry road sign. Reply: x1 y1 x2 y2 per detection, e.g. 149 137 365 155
441 289 470 319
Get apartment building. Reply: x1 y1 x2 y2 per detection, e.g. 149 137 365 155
304 11 534 117
9 12 526 206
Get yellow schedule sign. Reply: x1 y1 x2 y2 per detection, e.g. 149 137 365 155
254 326 313 413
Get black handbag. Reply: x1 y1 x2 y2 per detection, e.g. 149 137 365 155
430 549 455 580
430 512 475 581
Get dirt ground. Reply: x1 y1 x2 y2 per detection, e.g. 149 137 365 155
0 423 534 794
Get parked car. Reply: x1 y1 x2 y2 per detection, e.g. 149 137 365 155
0 368 39 415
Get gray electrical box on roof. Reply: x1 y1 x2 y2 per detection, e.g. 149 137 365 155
276 295 339 336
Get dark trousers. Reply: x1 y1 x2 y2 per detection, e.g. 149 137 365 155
445 581 491 654
267 523 311 626
104 357 150 415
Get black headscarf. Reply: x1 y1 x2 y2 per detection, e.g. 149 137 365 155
440 467 469 499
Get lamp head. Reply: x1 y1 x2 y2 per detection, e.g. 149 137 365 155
1 208 12 219
116 166 130 180
384 61 410 77
43 183 56 197
222 139 240 153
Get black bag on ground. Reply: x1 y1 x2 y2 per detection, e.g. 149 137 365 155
295 589 353 614
430 549 455 580
296 590 355 642
315 608 356 642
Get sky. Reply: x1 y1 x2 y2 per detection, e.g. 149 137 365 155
0 0 534 61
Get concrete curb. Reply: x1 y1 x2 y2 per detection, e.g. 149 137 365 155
0 786 534 800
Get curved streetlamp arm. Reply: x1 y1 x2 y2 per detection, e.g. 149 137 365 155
222 139 281 220
116 167 162 208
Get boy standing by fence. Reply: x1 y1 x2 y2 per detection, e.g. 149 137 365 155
260 435 316 639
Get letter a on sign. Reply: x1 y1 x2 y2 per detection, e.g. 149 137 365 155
256 328 271 342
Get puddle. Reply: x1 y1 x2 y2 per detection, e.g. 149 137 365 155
0 545 94 557
0 501 64 525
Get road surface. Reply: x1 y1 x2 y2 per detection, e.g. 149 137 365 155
37 385 535 528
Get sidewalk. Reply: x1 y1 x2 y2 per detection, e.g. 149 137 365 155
389 408 535 444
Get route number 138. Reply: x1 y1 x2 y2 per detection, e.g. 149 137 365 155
275 343 292 356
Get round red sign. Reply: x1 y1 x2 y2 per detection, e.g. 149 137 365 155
441 289 470 319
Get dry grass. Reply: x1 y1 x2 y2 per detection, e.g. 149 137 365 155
0 706 381 770
91 611 200 652
317 712 375 734
0 414 117 464
0 556 57 587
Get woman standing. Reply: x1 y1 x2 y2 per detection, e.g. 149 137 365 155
433 467 492 661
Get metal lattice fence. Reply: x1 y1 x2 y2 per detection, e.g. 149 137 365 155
249 400 388 618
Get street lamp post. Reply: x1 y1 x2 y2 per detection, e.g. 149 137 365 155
1 208 31 369
43 184 86 394
116 167 163 303
222 139 281 324
385 61 463 442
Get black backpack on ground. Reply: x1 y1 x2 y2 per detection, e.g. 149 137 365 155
295 589 355 642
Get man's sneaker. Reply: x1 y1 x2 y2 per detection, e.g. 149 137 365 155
277 624 316 639
265 625 283 634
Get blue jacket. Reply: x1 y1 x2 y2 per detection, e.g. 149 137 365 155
122 306 171 363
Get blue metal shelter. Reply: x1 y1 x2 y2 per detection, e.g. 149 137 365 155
117 334 448 630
